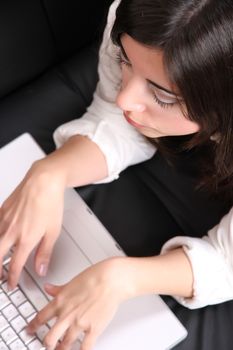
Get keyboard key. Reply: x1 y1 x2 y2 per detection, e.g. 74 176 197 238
3 264 9 271
2 304 18 321
28 339 45 350
11 315 27 333
0 315 9 332
0 294 10 310
1 327 17 345
0 263 51 349
9 290 26 307
19 329 35 344
18 269 48 311
1 283 15 296
27 313 37 323
9 339 26 350
0 341 8 349
36 324 50 341
0 276 6 286
3 251 12 266
18 301 36 319
47 318 56 328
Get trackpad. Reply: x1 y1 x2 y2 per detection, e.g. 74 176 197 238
26 227 91 293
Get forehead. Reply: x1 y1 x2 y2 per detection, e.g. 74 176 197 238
121 34 177 94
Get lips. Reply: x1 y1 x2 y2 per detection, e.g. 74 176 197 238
123 111 144 128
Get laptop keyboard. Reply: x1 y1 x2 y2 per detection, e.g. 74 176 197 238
0 251 82 350
0 254 49 350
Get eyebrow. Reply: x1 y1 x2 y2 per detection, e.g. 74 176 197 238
119 42 178 97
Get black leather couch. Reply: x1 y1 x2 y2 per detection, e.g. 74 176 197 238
1 1 233 349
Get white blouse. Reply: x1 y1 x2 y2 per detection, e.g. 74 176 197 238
54 0 233 309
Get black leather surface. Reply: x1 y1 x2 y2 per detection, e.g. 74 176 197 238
0 45 98 154
0 0 56 98
0 0 112 99
42 0 114 60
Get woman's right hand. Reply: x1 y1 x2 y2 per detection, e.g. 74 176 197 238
0 158 66 290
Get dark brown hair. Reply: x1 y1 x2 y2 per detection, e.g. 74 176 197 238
111 0 233 200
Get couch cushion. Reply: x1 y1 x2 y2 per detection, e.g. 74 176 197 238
42 0 114 60
0 0 56 99
0 45 98 153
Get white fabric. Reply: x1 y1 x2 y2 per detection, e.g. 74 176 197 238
162 208 233 308
53 0 155 184
54 0 233 309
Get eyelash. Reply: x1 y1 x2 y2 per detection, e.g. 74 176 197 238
116 53 175 109
152 94 176 109
116 54 131 67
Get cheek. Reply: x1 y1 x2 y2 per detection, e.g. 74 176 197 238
146 104 200 135
182 120 200 133
165 116 200 135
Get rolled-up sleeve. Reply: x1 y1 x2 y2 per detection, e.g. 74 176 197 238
53 0 156 183
161 207 233 309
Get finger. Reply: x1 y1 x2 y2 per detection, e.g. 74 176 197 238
34 228 60 277
0 192 20 236
0 215 9 236
7 242 32 290
42 315 72 350
0 207 16 237
0 204 11 234
80 329 98 350
0 237 14 279
27 300 57 334
44 283 63 297
57 325 85 350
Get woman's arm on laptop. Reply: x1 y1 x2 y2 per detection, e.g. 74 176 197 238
36 134 108 187
0 134 108 290
26 249 193 350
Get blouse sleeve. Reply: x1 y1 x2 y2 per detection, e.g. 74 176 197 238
161 207 233 308
53 0 156 184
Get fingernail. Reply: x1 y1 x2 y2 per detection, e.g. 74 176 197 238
26 326 31 334
7 283 14 292
39 263 48 277
26 326 34 335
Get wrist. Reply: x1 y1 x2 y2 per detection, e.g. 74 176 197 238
31 135 108 188
28 158 67 191
103 257 148 300
100 257 138 301
106 249 193 300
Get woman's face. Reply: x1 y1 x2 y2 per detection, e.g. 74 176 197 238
116 34 200 138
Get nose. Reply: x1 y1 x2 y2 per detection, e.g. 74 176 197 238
116 76 146 113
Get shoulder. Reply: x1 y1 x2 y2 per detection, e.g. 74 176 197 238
107 0 121 27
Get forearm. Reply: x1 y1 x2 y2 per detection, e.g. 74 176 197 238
32 135 108 188
113 248 193 299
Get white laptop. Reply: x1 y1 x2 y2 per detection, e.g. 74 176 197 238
0 133 187 350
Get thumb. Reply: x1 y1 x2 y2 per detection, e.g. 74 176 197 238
44 283 62 297
34 232 57 277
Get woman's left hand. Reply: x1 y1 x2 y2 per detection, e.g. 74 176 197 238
27 257 131 350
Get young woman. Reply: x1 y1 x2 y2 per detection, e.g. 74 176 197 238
1 0 233 349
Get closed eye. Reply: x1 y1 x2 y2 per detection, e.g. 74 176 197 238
116 52 132 67
116 51 180 109
153 93 176 109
